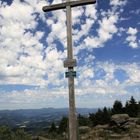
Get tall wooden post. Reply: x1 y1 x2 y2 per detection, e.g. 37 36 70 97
66 1 77 139
42 1 96 140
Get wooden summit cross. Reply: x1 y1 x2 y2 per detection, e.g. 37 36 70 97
42 0 96 140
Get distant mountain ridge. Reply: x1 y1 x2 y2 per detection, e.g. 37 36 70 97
0 108 97 128
0 108 97 116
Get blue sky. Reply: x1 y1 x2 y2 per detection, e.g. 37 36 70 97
0 0 140 110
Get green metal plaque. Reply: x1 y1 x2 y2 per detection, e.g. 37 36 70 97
65 71 76 78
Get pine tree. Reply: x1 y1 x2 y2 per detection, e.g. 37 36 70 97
102 107 111 124
49 122 57 133
112 100 123 114
89 108 110 126
138 101 140 116
78 114 89 126
58 116 68 134
125 96 138 117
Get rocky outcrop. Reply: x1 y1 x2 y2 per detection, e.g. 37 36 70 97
79 126 91 134
110 114 140 130
80 114 140 140
111 114 129 126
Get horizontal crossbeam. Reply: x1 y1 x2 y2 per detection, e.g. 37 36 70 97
42 0 96 12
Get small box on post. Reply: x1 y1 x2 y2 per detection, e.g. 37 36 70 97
63 59 77 68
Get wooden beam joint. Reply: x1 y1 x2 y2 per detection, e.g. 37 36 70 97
42 0 96 12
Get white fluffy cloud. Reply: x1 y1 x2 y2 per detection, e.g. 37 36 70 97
126 27 139 48
0 87 68 109
75 61 140 97
0 0 138 88
84 14 118 48
81 0 126 50
1 61 139 109
0 0 66 86
0 0 136 87
110 0 127 7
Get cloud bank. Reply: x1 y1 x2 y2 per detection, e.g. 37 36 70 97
0 0 139 109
